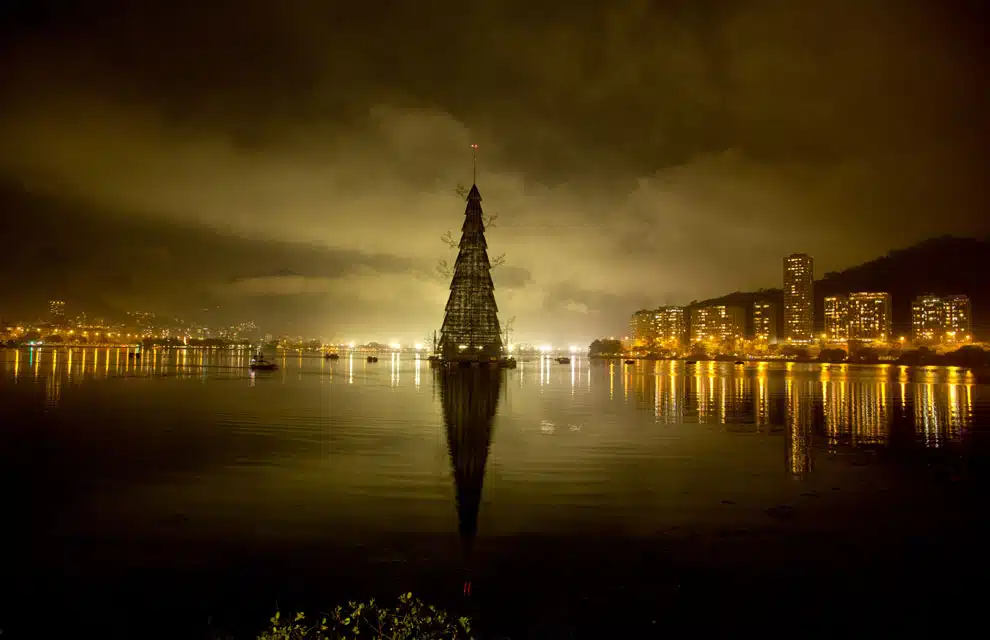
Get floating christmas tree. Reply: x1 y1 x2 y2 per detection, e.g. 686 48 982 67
437 147 503 361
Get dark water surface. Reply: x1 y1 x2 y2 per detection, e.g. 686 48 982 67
2 348 988 636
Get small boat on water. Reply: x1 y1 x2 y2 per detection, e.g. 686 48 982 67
686 360 697 365
367 356 379 363
555 356 571 364
624 359 635 365
734 360 745 365
250 353 278 371
325 352 340 360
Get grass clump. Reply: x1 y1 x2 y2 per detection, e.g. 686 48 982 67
257 592 472 639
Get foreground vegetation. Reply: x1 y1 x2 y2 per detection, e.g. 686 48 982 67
255 593 472 640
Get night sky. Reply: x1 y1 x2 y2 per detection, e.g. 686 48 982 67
1 0 987 343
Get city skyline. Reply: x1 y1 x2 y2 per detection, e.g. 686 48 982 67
628 247 978 354
2 1 989 343
5 238 985 348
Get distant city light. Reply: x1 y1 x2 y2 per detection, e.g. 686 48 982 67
389 342 401 350
348 342 356 348
539 345 552 353
414 343 423 350
506 344 515 352
569 345 578 353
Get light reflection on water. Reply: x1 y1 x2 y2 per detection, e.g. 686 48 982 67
2 349 979 443
0 348 985 544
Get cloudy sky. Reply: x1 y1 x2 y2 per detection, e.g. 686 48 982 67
1 0 987 343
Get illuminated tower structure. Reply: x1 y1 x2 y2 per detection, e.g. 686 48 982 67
438 183 503 361
783 254 814 343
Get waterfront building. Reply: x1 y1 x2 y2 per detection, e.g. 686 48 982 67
911 294 944 342
783 254 814 343
690 305 745 345
910 294 972 343
824 295 849 342
752 300 778 343
847 292 891 342
942 294 972 342
655 306 686 347
630 309 657 346
49 300 66 327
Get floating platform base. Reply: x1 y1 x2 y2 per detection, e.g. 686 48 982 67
434 356 517 369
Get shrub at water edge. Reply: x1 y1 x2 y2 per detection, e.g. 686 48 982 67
256 592 472 640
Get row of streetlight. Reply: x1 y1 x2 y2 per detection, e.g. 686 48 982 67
329 343 583 353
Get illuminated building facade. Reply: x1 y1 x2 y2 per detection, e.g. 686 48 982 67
690 305 745 344
690 307 715 344
752 300 777 342
783 254 814 343
911 294 944 342
847 292 891 342
655 306 686 347
48 300 66 326
630 309 657 346
942 294 972 342
824 295 849 342
911 294 972 343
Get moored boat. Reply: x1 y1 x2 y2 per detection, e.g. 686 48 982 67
250 353 278 371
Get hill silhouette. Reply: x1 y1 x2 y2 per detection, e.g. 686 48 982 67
687 236 990 339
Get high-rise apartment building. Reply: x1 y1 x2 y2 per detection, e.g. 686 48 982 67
942 294 972 341
910 294 972 343
911 294 944 342
654 306 686 347
783 254 814 342
690 307 714 344
690 305 745 344
824 295 849 342
630 309 657 346
48 300 66 326
752 300 778 342
847 292 891 342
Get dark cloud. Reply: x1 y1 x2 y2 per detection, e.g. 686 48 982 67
0 0 987 343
